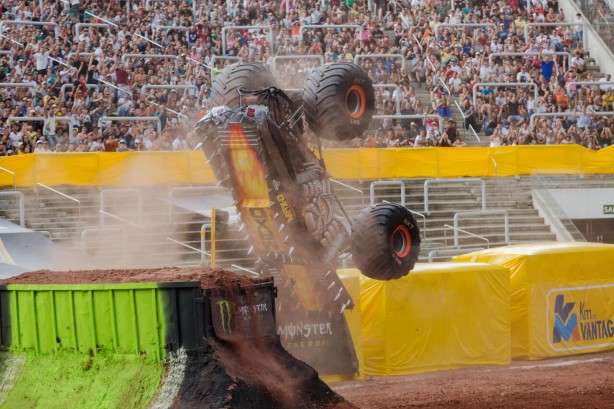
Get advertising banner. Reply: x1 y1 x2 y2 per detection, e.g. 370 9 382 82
530 284 614 358
455 242 614 359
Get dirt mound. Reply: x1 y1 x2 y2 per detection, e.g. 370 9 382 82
1 267 355 409
175 337 355 409
0 267 270 288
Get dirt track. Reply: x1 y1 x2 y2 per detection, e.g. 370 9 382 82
332 351 614 409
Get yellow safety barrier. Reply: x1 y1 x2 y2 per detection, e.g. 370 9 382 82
341 263 511 376
1 145 614 188
454 242 614 359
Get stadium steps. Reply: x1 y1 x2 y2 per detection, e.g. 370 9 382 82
2 174 609 267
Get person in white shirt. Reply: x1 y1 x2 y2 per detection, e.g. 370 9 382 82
34 140 51 153
9 125 23 149
33 48 50 75
574 13 583 41
599 74 612 94
571 52 586 74
14 59 25 76
89 137 104 152
516 66 531 83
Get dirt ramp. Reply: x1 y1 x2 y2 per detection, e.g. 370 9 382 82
1 267 355 408
172 336 354 409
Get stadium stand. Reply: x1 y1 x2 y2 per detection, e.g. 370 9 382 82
0 0 611 153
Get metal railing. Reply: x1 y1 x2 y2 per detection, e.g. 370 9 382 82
0 20 59 38
100 189 143 226
411 210 427 239
529 111 614 130
425 55 439 73
434 23 497 34
489 155 498 176
270 55 324 73
134 33 163 49
222 26 274 54
469 124 481 144
531 173 586 242
154 25 190 43
565 80 614 93
444 224 490 249
140 84 198 95
168 185 236 223
166 235 210 264
331 178 365 207
412 34 423 53
453 210 510 247
81 227 120 256
373 84 401 114
454 100 465 121
299 24 363 42
121 53 178 66
98 210 144 229
524 22 587 50
424 178 486 215
488 51 572 65
354 53 406 72
473 82 539 111
74 23 110 41
0 191 25 226
84 11 119 28
0 83 36 92
0 166 16 190
428 246 485 262
0 33 25 47
98 116 162 134
372 114 443 131
437 76 452 96
7 116 74 142
60 83 99 98
36 183 81 223
370 180 406 206
97 79 187 119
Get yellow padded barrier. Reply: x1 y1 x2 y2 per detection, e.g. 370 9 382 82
1 145 614 187
340 263 511 376
454 242 614 359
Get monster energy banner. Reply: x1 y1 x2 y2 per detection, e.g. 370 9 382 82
275 291 359 377
209 288 277 339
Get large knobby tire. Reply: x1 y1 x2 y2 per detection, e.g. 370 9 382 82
303 63 375 141
351 203 421 280
210 63 278 108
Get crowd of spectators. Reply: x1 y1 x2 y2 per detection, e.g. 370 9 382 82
0 0 612 156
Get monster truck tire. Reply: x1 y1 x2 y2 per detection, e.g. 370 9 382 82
210 63 278 108
350 203 421 280
303 63 375 141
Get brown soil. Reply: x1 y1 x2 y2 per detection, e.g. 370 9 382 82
176 337 355 409
332 351 614 409
0 267 269 288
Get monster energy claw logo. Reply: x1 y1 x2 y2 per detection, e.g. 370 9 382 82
218 300 234 335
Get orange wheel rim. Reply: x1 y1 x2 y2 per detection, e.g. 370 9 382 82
346 85 367 119
392 225 411 258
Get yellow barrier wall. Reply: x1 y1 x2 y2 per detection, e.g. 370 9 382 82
342 263 511 376
454 242 614 359
1 145 614 187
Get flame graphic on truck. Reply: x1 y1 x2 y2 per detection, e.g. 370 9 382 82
227 123 268 206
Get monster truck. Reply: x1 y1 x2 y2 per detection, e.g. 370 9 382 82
195 62 420 314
